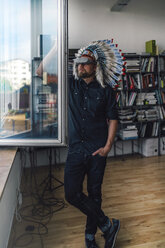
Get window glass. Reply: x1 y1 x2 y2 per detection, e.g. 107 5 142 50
0 0 62 144
0 0 31 138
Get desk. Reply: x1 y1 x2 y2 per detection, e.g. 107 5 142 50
0 148 17 199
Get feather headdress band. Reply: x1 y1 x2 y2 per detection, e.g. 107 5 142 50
73 39 125 88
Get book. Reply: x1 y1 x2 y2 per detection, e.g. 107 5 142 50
118 127 138 139
120 136 138 140
145 40 156 55
160 57 165 71
141 58 149 72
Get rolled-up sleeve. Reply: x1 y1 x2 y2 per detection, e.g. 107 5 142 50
105 86 118 120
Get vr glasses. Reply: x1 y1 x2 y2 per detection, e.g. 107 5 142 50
73 57 96 65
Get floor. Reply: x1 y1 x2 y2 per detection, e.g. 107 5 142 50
8 154 165 248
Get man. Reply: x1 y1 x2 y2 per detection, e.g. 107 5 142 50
65 40 123 248
37 39 123 248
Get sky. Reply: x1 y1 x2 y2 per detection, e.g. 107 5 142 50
0 0 58 63
0 0 31 62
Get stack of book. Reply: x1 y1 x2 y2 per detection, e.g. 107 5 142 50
136 92 157 105
139 121 159 137
145 92 157 105
141 57 156 72
123 74 141 90
118 109 136 123
145 108 159 121
125 58 140 72
141 74 157 88
125 92 137 106
136 109 146 121
136 108 159 122
136 93 146 105
151 122 159 136
118 125 138 140
117 92 137 107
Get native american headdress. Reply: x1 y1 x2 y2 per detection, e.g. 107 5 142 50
73 39 125 88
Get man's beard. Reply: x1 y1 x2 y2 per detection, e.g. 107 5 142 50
78 71 95 79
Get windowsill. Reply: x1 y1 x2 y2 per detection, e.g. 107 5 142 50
0 147 17 200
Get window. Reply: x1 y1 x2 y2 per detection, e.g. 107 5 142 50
0 0 67 146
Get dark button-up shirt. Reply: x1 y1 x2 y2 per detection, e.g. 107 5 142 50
68 77 118 155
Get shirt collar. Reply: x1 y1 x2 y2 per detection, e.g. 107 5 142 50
80 78 100 88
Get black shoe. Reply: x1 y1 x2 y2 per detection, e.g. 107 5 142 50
85 238 99 248
103 218 120 248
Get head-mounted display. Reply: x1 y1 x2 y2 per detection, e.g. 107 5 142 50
73 57 96 65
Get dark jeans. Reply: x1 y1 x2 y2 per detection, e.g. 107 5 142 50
64 152 107 235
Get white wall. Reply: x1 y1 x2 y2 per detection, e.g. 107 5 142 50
0 151 21 248
68 0 165 53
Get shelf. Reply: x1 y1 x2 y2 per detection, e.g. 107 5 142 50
137 120 159 123
124 54 140 58
140 87 158 91
117 136 138 141
117 53 164 156
117 135 159 141
138 136 159 139
125 71 140 74
141 55 158 58
119 123 137 126
119 120 159 125
118 87 158 92
141 71 157 74
117 104 158 109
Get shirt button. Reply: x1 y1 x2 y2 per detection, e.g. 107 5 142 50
81 140 84 143
85 97 87 99
83 107 86 110
82 118 85 121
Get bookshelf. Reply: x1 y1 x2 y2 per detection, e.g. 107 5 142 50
116 53 165 156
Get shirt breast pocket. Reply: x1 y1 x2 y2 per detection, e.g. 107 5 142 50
88 93 105 116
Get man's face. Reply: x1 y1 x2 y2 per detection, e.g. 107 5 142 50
77 56 96 79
